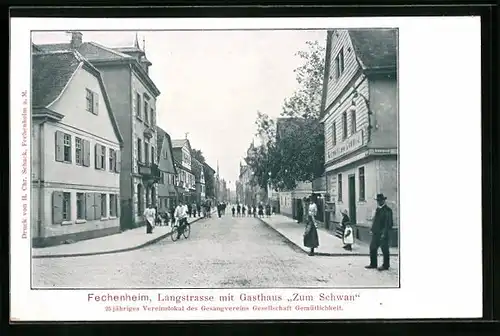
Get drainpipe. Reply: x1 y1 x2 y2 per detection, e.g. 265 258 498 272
37 119 47 240
353 82 373 143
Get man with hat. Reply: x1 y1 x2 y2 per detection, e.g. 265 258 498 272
366 193 393 271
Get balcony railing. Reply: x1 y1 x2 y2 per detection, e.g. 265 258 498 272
138 161 161 181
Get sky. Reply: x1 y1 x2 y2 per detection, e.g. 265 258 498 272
32 30 326 190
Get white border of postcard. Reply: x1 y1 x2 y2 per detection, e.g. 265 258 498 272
11 16 482 321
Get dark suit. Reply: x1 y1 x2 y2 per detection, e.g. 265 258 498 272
370 204 393 267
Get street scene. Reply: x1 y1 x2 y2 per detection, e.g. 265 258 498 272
31 28 399 288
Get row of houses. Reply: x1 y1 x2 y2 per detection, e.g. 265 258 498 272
242 29 399 247
31 32 220 247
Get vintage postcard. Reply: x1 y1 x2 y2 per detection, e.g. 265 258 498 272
10 16 482 321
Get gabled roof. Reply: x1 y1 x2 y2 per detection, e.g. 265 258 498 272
347 29 398 70
34 40 160 96
156 126 177 175
32 50 123 145
32 51 81 108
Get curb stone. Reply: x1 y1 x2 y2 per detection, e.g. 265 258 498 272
32 216 207 259
256 217 399 257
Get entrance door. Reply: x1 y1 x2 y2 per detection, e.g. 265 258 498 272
348 175 357 224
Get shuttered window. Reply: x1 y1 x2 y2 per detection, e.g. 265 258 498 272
115 150 121 173
55 131 72 163
85 193 95 221
101 193 107 218
109 148 116 172
76 192 85 220
75 137 83 165
86 89 99 115
95 144 106 170
83 139 91 167
86 89 93 112
110 194 118 217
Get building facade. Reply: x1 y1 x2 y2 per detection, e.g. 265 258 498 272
31 50 123 247
36 32 162 230
156 126 178 212
192 157 206 204
172 139 196 203
320 29 398 246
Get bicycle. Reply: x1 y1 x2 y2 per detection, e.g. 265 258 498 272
170 218 191 241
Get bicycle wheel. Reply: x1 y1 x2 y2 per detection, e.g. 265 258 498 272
183 223 191 239
170 224 179 241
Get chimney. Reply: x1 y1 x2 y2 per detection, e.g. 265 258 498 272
69 31 83 49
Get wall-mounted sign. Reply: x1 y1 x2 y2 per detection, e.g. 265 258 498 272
326 130 364 163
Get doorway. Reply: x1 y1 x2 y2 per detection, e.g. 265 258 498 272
348 174 357 224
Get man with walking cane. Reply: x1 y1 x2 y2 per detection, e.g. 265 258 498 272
366 194 393 271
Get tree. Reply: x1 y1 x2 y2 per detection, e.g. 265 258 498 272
245 39 326 191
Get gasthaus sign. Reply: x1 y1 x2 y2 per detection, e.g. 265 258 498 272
326 130 364 163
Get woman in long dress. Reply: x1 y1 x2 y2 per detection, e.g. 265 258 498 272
341 209 354 251
303 197 320 256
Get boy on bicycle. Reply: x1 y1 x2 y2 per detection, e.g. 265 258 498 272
174 200 189 239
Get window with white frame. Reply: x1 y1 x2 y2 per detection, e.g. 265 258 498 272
76 192 85 220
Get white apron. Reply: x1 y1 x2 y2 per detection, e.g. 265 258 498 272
343 226 354 245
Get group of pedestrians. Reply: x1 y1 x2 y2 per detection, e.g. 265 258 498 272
230 202 273 218
302 193 393 271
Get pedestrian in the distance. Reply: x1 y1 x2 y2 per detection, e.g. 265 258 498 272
232 206 236 217
247 205 252 217
217 203 222 218
197 203 201 218
366 194 393 271
170 206 176 225
303 197 319 256
242 205 246 216
237 204 241 217
341 209 353 251
258 203 264 217
192 203 197 217
253 205 257 217
143 203 156 234
265 204 271 218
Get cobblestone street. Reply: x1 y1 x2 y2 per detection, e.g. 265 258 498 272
33 215 399 288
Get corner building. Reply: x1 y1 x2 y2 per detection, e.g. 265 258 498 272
320 29 399 246
37 32 162 230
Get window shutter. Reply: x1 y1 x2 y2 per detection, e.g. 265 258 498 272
94 144 100 169
52 191 64 224
115 150 121 172
92 92 99 115
83 140 90 167
102 145 106 170
94 193 102 219
55 131 64 162
85 193 95 221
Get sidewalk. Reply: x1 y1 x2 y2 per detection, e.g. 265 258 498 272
32 214 209 259
258 214 399 257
